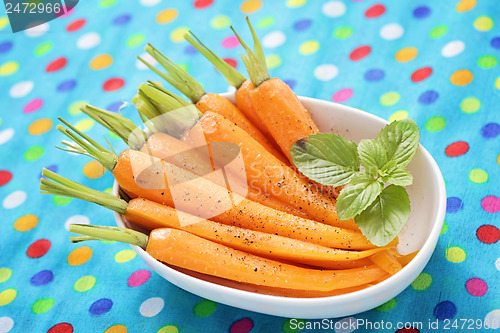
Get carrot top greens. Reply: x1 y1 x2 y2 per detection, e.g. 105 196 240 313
69 224 149 248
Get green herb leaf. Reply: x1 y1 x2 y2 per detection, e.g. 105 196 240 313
336 172 383 220
381 166 413 186
377 119 420 167
290 133 360 186
355 185 411 246
357 139 388 177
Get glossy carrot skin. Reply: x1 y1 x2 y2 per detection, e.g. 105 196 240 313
369 250 403 275
146 228 387 291
113 150 373 250
235 80 271 136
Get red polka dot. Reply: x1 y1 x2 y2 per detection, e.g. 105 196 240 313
349 45 371 61
47 322 74 333
466 278 488 297
66 18 86 32
445 141 469 157
0 170 13 186
27 239 51 258
223 57 238 69
411 67 433 82
476 225 500 244
46 57 67 73
193 0 214 9
396 328 420 333
221 36 240 49
102 78 125 92
23 98 44 114
230 318 254 333
365 4 386 18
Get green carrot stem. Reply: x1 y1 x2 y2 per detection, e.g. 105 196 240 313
231 17 270 87
69 236 101 243
56 118 118 172
184 31 246 89
69 224 148 248
141 43 206 103
40 168 128 214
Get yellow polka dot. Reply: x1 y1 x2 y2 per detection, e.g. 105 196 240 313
83 160 106 179
299 40 320 55
115 249 136 263
266 54 282 69
170 27 189 43
0 16 8 30
0 61 19 76
14 214 39 232
74 118 95 132
495 76 500 89
240 0 262 14
287 0 306 7
445 246 466 263
395 47 418 62
90 54 113 70
474 16 494 31
68 246 92 266
450 69 473 86
105 324 127 333
0 288 17 306
456 0 476 12
28 118 52 135
156 9 178 24
389 110 409 122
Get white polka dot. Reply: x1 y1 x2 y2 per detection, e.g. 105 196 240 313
441 40 465 58
25 22 49 37
485 310 500 329
3 191 27 209
322 1 346 18
9 81 34 98
65 215 90 231
140 0 162 6
380 23 404 40
262 31 286 48
77 32 101 50
0 129 14 145
314 64 338 81
0 317 14 333
139 297 164 317
496 257 500 271
136 52 158 70
335 317 357 333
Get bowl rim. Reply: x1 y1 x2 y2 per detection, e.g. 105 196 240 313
113 94 446 314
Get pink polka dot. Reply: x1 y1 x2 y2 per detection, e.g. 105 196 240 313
466 278 488 297
332 88 353 103
230 318 254 333
221 36 240 49
481 196 500 213
128 269 151 287
23 98 44 114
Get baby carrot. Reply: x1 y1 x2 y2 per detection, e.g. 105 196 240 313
369 250 403 275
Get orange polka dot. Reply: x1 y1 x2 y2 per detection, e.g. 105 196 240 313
456 0 476 12
83 160 106 179
68 246 92 266
395 47 418 62
90 54 113 70
105 324 128 333
156 9 178 24
240 0 262 14
450 69 473 86
14 214 39 231
28 118 52 135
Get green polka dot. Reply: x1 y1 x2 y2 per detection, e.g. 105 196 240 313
282 319 306 333
24 145 44 161
99 0 117 8
0 288 16 306
0 268 12 284
32 298 55 314
74 118 95 132
333 26 353 39
0 61 19 76
34 41 53 56
477 55 498 69
266 54 282 69
52 195 72 206
389 110 408 122
74 275 96 292
108 130 120 139
299 40 320 55
411 272 432 291
375 298 396 311
193 299 216 317
127 33 145 48
177 62 189 72
380 91 400 106
429 24 448 38
445 246 466 263
257 16 275 29
210 15 231 30
157 325 179 333
469 168 488 183
68 100 88 115
100 240 116 244
115 249 136 263
460 97 480 114
425 116 446 132
440 221 448 235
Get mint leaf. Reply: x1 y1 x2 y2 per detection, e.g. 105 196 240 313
381 166 413 186
377 119 420 167
336 173 383 220
357 139 388 177
379 160 397 177
355 185 411 246
291 133 359 186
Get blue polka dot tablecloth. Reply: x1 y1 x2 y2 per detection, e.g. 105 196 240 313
0 0 499 332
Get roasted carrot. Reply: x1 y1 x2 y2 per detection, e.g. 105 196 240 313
69 225 387 291
369 250 403 275
395 251 419 266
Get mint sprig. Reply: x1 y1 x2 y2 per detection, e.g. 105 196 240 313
291 119 420 246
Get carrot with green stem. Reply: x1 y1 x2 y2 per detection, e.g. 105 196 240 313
68 224 387 291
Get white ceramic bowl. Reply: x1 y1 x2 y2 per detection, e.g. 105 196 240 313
113 94 446 319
